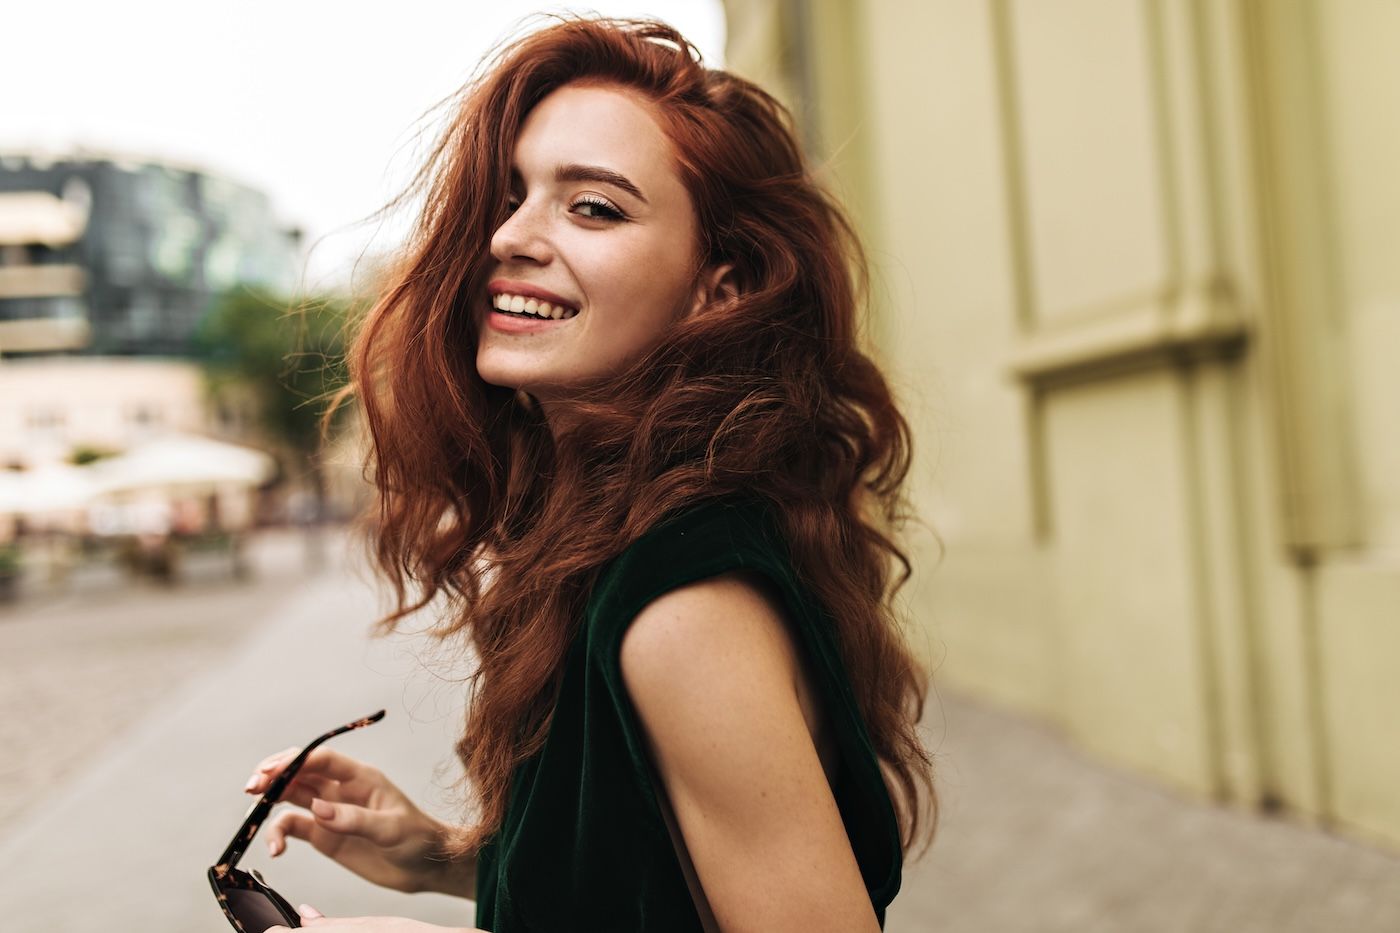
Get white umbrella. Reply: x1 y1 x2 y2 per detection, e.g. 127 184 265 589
0 471 26 515
88 433 278 496
0 463 98 516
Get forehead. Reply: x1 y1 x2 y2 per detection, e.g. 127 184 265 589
512 82 679 186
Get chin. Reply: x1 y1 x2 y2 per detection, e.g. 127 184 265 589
477 366 550 400
476 354 529 389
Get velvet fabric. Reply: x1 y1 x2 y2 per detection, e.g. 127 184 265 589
474 494 903 931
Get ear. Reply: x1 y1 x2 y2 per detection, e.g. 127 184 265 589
686 261 740 318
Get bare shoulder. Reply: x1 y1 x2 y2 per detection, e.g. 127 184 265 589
619 568 802 696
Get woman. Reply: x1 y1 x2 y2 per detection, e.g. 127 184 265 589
253 15 937 933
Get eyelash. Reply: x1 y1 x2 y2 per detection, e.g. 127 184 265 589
504 194 627 222
570 194 626 221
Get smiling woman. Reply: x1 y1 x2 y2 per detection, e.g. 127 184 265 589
280 13 939 933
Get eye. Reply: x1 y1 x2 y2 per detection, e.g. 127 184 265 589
570 194 626 221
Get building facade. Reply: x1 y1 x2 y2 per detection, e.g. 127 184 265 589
0 357 224 469
724 0 1400 853
0 150 301 356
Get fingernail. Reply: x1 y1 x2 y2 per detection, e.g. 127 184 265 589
267 839 277 856
298 903 323 919
310 797 334 819
245 776 259 792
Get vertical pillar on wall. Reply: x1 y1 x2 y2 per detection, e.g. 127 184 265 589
988 0 1051 546
780 0 885 357
1237 0 1363 558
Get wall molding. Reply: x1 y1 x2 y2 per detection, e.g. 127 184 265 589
1008 279 1248 386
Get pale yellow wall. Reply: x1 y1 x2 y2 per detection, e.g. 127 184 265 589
1302 0 1400 848
724 0 1400 849
1316 1 1400 552
854 1 1051 718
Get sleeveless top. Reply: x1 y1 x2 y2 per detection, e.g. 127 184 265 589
473 494 904 931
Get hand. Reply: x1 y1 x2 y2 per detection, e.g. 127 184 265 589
264 903 486 932
245 745 474 898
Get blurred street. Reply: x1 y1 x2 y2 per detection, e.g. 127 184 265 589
1 528 1400 931
0 528 318 835
0 528 478 931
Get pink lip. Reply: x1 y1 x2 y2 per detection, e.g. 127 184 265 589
487 279 580 311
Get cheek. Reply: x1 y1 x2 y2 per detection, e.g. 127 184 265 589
583 242 692 330
585 287 683 364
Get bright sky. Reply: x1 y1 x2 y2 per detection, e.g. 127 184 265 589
0 2 726 293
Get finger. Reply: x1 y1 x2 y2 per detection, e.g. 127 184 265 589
259 747 367 783
247 748 369 794
309 796 400 847
276 773 339 808
256 746 302 771
248 766 337 799
297 903 324 920
265 810 317 857
246 748 302 791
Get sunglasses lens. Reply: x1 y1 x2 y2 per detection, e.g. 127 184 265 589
224 887 296 931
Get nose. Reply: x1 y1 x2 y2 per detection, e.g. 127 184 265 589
489 197 553 266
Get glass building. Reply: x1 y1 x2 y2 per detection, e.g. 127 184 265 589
0 151 301 356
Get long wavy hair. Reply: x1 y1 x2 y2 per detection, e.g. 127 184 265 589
347 14 938 863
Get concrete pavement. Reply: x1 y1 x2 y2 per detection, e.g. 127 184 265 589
0 531 338 836
886 691 1400 932
0 536 480 932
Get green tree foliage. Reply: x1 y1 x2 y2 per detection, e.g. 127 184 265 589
68 444 119 466
195 286 360 505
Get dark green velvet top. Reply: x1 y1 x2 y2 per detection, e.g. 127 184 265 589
473 494 903 931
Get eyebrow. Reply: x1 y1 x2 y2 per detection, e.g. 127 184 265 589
529 162 649 205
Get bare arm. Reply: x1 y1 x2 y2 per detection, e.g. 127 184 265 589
619 571 882 933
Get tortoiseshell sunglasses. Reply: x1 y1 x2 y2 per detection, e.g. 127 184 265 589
207 709 386 932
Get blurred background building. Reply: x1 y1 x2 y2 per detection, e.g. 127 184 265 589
0 150 302 357
0 356 220 469
0 150 342 590
723 0 1400 855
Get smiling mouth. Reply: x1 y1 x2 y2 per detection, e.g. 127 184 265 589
489 292 580 321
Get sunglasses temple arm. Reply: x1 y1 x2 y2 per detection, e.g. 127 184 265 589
213 710 386 873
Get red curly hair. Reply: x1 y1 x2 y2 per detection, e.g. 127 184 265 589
347 13 938 863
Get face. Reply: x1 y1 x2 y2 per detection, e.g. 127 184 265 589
477 82 726 408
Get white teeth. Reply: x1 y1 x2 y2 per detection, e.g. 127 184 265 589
491 292 579 320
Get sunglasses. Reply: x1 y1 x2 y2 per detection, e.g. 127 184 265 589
207 709 386 932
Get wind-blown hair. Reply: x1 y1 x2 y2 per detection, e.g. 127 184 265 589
349 14 938 862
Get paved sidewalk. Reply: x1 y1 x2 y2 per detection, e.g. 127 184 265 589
0 530 330 835
0 539 480 932
888 690 1400 932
